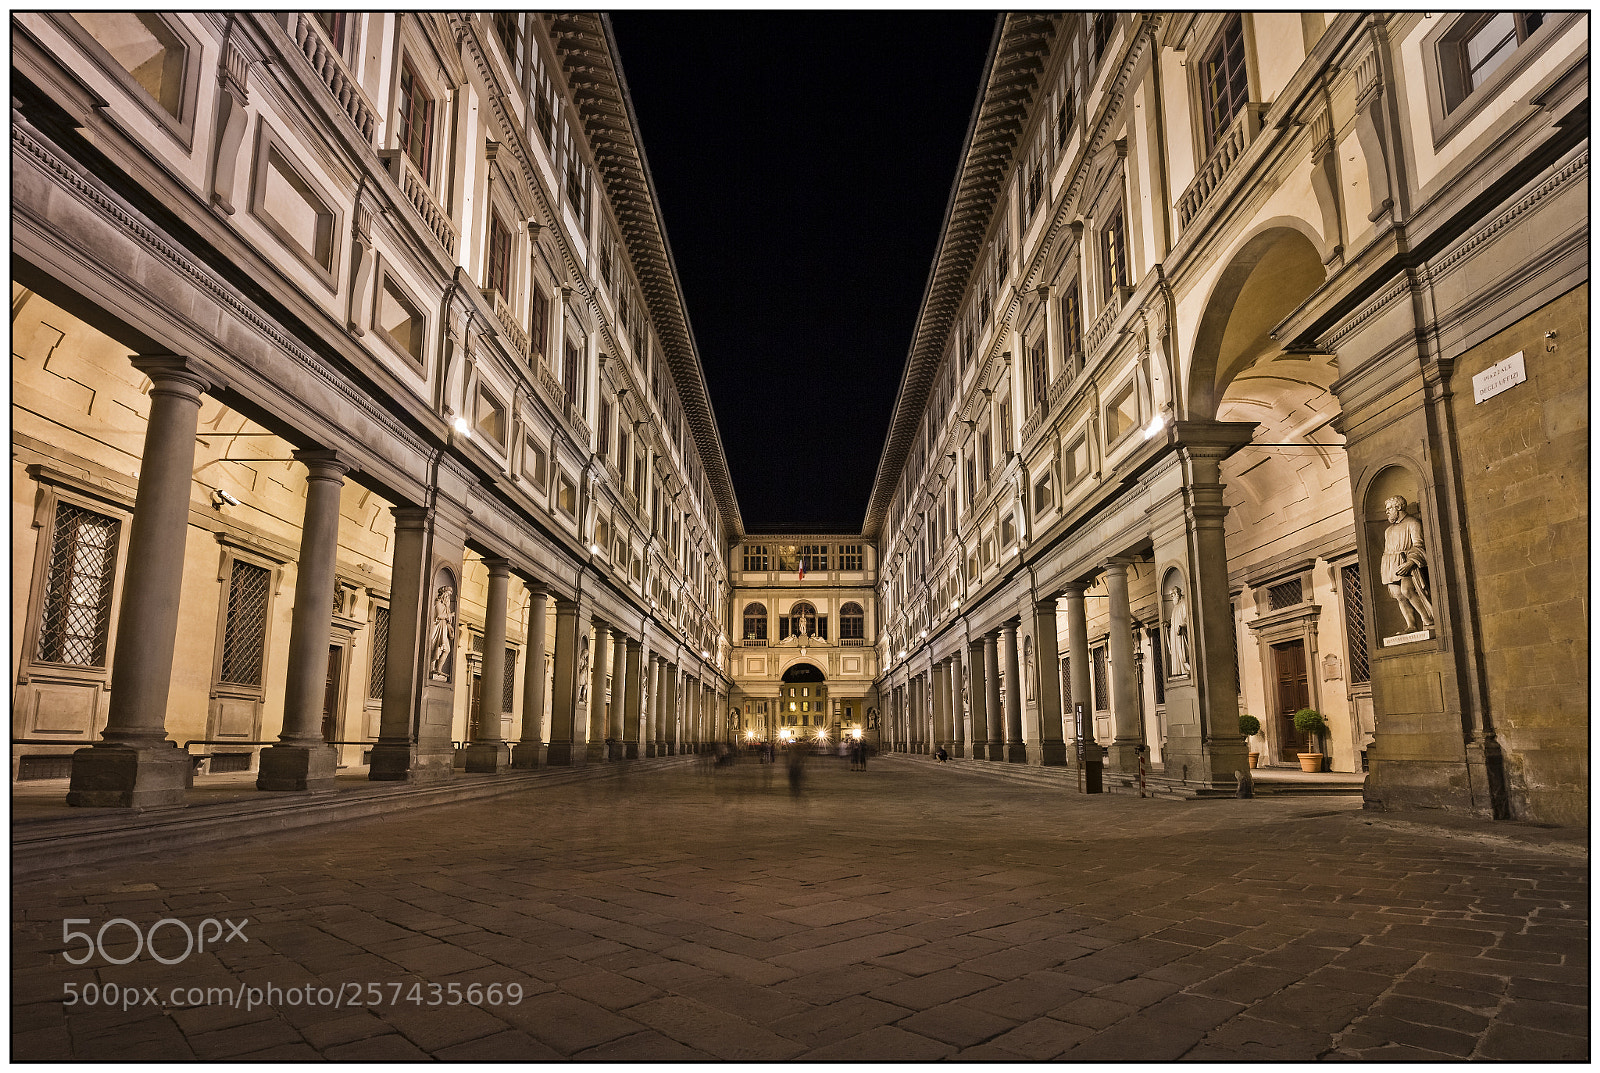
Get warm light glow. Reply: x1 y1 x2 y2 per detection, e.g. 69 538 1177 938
745 730 756 740
452 416 471 437
700 649 709 659
1143 414 1167 440
779 728 792 740
589 543 600 554
952 598 960 610
815 730 828 743
920 629 927 639
851 728 862 740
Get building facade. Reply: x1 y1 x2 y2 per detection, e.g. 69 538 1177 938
868 13 1587 824
727 535 880 747
13 13 742 804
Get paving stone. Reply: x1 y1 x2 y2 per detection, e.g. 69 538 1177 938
1061 1013 1209 1060
984 1015 1094 1059
573 1029 714 1060
185 1017 303 1058
769 994 911 1049
493 989 644 1055
963 971 1090 1020
867 968 994 1010
1476 1021 1589 1060
799 1023 957 1061
625 994 806 1060
895 999 1017 1047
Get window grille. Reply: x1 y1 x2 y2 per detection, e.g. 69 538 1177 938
1268 578 1303 610
36 502 120 667
1150 629 1165 704
368 606 389 700
503 647 517 712
1341 564 1371 684
1092 645 1109 710
219 560 271 686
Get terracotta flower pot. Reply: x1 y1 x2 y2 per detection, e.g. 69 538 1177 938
1247 752 1259 769
1297 752 1324 773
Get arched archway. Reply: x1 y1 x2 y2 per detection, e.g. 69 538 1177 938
777 662 829 742
1185 222 1367 772
1186 221 1328 421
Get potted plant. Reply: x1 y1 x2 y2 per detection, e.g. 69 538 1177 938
1239 714 1261 768
1293 708 1327 772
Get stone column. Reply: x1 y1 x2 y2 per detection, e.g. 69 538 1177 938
663 664 678 754
1062 581 1096 765
464 557 510 773
512 585 547 768
1180 442 1249 782
69 356 212 807
546 600 585 765
967 640 989 761
947 649 960 761
370 506 432 781
1105 559 1142 773
606 630 628 759
647 656 662 756
622 638 644 759
983 632 1004 761
930 662 946 751
258 449 349 792
1001 620 1027 763
587 624 612 763
1033 597 1067 766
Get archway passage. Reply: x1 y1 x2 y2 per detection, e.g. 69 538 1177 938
781 663 825 683
777 662 828 739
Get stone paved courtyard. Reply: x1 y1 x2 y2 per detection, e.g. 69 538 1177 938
10 753 1588 1061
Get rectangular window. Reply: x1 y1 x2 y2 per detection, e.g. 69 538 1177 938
521 436 548 489
487 212 512 297
378 274 425 363
367 605 389 700
254 141 337 275
1341 563 1371 685
965 452 976 507
597 397 612 461
632 454 645 502
1106 380 1139 445
838 545 863 571
1056 88 1075 148
801 544 829 572
556 474 576 517
1064 434 1090 486
565 154 589 229
219 560 271 686
398 59 434 177
1092 645 1109 710
980 428 993 484
1442 13 1546 112
1102 201 1128 297
35 502 120 667
1060 284 1083 372
502 647 517 713
70 12 190 122
1033 471 1053 516
475 385 506 446
999 398 1013 456
743 545 768 571
529 287 549 363
562 339 582 410
1201 14 1250 150
1092 13 1115 62
1029 335 1049 413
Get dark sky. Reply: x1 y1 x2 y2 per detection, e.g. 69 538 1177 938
608 12 997 534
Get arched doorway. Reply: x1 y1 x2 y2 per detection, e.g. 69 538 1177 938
777 662 829 744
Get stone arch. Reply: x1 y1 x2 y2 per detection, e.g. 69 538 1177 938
1186 218 1329 421
780 661 825 683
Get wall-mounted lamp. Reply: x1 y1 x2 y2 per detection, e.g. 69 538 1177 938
452 416 472 438
211 489 240 509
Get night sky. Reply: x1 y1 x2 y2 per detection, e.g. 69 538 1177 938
608 12 998 534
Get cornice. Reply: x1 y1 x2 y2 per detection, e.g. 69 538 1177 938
860 13 1059 540
546 13 746 543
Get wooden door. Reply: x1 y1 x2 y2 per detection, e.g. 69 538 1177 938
1273 640 1309 762
322 644 343 743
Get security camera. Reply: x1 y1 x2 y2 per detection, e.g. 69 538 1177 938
211 489 240 508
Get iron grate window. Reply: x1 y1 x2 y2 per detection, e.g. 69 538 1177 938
502 647 517 712
219 560 271 686
1151 629 1166 705
1092 645 1109 710
367 605 389 700
1268 578 1303 611
1342 564 1371 684
36 502 120 668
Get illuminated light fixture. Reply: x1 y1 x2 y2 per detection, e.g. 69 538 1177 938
898 649 908 659
1143 414 1167 440
920 629 928 639
452 416 472 437
779 728 792 741
951 598 960 610
590 542 601 554
815 730 828 742
700 649 709 659
210 489 240 509
746 730 756 740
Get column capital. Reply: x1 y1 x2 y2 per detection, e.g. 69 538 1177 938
480 556 511 579
292 448 353 480
391 505 432 530
1102 557 1134 577
1060 580 1090 598
131 353 221 396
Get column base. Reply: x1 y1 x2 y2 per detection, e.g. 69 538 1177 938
585 741 607 764
510 742 544 769
1039 741 1069 766
546 742 583 767
367 742 454 782
624 742 640 760
987 741 1004 761
463 742 509 773
257 743 338 791
953 742 969 759
1006 743 1029 764
67 742 191 809
1107 741 1145 777
644 743 658 758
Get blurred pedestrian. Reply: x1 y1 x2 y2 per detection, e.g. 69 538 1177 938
787 746 805 795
